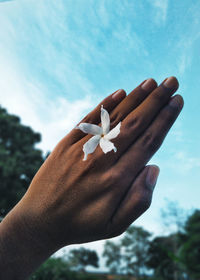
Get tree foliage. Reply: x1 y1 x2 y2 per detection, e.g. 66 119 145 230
160 200 187 234
0 106 45 217
67 247 99 272
179 210 200 279
120 226 151 278
146 234 183 280
103 210 200 280
30 255 109 280
30 257 76 280
103 226 151 278
147 210 200 280
103 240 122 274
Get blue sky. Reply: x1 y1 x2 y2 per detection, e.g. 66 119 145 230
0 0 200 270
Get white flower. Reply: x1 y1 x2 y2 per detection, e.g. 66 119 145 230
76 105 121 161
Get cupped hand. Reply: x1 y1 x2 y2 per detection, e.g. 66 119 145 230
18 77 183 252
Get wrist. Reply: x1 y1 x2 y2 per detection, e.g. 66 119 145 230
0 200 57 279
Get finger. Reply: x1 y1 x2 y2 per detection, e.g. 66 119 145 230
114 94 184 181
63 89 126 145
129 76 179 125
77 79 157 160
96 76 179 166
109 78 157 127
133 94 184 163
107 165 159 237
81 78 157 139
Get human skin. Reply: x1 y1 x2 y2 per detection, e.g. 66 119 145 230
0 77 184 279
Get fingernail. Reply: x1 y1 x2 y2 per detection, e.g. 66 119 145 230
141 78 155 91
163 76 178 89
146 165 160 190
112 89 125 100
169 96 181 108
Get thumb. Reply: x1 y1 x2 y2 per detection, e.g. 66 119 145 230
109 165 160 237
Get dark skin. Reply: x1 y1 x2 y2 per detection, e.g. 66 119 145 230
0 77 184 279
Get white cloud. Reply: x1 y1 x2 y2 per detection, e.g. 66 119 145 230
178 53 187 76
149 0 168 24
174 151 200 172
0 48 96 154
152 149 200 175
0 1 104 153
0 0 98 101
176 40 193 76
175 2 200 75
112 22 149 57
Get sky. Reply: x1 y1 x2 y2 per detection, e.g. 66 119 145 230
0 0 200 271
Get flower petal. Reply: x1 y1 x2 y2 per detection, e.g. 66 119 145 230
101 105 110 135
104 122 121 140
76 123 102 135
83 135 101 161
99 137 117 154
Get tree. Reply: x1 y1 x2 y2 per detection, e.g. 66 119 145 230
103 240 122 274
103 226 151 278
67 247 99 272
0 106 45 218
147 210 200 280
184 210 200 236
160 200 189 280
30 257 77 280
146 235 185 280
160 200 188 234
179 210 200 279
120 226 151 278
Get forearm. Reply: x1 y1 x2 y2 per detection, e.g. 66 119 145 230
0 202 55 280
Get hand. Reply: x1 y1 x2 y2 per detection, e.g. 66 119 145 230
16 76 183 252
10 77 183 252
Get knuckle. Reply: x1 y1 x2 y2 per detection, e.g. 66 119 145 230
110 111 123 128
125 114 141 131
101 169 120 188
141 131 162 152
